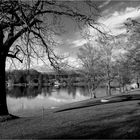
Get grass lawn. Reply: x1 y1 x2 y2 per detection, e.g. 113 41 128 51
1 91 140 138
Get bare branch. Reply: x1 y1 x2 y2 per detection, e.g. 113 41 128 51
7 48 23 63
30 29 64 71
37 10 93 22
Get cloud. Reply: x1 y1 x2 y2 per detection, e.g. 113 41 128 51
72 39 87 47
99 6 140 35
66 56 81 68
126 7 135 12
99 0 111 8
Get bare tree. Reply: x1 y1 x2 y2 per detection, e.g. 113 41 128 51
78 43 104 98
97 36 116 96
0 0 101 115
115 58 132 93
124 18 140 87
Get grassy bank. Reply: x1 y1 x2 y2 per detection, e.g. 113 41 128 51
1 91 140 139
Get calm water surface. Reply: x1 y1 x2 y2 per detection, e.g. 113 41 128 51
6 86 119 116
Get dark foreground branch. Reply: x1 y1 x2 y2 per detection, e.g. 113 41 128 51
7 48 23 63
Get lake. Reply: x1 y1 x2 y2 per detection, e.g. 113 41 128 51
6 86 120 117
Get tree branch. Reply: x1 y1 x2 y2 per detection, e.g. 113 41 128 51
30 29 62 70
37 10 93 22
7 48 23 63
4 18 42 50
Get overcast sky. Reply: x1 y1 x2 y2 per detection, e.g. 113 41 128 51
6 0 140 71
51 0 140 69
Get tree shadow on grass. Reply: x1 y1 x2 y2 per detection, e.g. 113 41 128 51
54 106 140 139
55 94 140 113
54 114 140 139
0 114 19 122
89 114 140 139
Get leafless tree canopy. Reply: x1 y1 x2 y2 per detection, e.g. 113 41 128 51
0 0 100 70
0 0 102 115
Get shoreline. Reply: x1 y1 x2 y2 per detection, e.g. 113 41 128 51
1 90 140 138
8 88 140 117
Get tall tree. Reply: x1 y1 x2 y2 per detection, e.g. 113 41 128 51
97 37 116 96
126 46 140 87
0 0 100 115
124 18 140 86
78 43 104 98
115 59 132 93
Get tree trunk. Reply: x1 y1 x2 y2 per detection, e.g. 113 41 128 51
107 81 111 96
0 55 9 115
137 82 139 88
93 91 96 98
136 76 139 88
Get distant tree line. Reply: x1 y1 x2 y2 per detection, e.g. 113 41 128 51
6 69 86 86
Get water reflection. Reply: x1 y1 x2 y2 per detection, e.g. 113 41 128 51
7 86 54 98
6 86 120 116
7 86 91 99
6 86 92 116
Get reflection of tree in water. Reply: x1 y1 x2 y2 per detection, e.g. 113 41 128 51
26 87 41 99
53 86 89 98
41 86 53 97
7 86 42 98
67 86 76 98
78 86 91 97
7 86 90 99
55 87 61 95
7 86 25 98
52 86 77 98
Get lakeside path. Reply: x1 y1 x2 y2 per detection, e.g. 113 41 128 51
1 90 140 138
